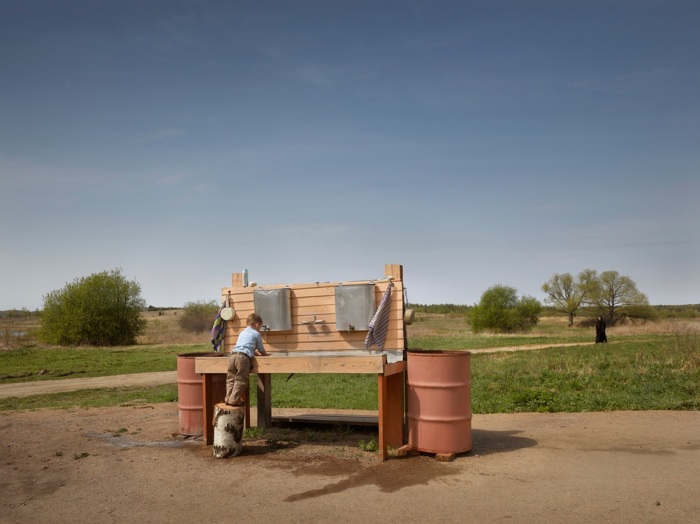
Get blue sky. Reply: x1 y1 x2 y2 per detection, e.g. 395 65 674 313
1 0 698 310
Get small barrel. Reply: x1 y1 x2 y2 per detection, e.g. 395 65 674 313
177 352 226 436
407 350 472 454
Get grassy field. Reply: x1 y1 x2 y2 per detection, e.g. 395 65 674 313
1 312 698 413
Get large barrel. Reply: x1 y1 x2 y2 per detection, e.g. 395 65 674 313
407 350 472 454
177 352 227 436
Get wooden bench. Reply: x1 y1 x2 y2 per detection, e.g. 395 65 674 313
195 354 405 460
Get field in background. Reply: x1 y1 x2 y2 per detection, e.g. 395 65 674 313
0 309 212 348
137 309 211 345
1 310 698 412
3 309 699 349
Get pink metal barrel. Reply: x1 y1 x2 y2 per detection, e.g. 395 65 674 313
177 352 226 436
407 350 472 454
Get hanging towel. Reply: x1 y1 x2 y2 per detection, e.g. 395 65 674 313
210 307 226 352
365 282 393 350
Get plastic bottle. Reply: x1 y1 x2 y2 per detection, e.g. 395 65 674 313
243 268 249 287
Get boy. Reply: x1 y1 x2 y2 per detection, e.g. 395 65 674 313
225 313 269 406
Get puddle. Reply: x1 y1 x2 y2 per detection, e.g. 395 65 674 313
279 456 462 502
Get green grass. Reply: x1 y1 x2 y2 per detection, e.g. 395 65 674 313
0 344 210 383
1 315 698 414
472 338 699 413
270 373 377 410
0 384 179 411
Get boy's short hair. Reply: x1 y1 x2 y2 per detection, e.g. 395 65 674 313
247 313 263 326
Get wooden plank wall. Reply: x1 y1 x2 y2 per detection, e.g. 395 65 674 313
220 264 405 353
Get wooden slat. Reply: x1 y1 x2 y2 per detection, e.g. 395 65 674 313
225 279 402 293
220 281 403 300
196 355 387 374
272 413 378 426
383 360 407 376
222 340 405 353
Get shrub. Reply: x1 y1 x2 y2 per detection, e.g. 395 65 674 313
179 300 219 333
469 285 542 333
40 269 146 346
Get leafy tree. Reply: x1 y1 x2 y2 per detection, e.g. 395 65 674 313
179 300 219 333
469 285 542 333
40 269 147 346
542 269 599 327
593 271 652 325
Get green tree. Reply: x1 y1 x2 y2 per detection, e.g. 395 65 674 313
593 271 652 325
179 300 219 333
40 269 147 346
542 269 599 327
469 285 542 333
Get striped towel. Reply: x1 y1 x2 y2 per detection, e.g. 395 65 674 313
210 308 226 352
365 282 393 350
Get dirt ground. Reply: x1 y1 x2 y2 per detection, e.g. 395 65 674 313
1 404 698 523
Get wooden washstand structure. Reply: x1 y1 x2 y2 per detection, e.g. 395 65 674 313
195 264 409 460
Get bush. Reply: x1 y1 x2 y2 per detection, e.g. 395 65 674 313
179 300 219 333
468 285 542 333
40 269 147 346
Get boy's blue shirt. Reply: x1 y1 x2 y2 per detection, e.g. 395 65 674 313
232 326 265 358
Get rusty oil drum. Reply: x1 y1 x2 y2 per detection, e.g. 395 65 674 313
177 352 227 436
406 350 472 454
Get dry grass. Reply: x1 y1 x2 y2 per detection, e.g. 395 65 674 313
406 313 470 338
408 313 700 339
137 310 210 345
612 318 700 336
0 315 40 348
1 309 211 348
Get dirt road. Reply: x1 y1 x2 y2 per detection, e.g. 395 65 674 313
0 371 178 398
1 403 698 523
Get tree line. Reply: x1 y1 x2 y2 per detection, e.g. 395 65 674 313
31 267 688 346
541 270 652 327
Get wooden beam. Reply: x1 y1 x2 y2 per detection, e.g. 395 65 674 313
196 355 387 375
383 360 406 376
257 374 272 428
377 367 405 461
232 272 244 287
385 264 403 281
202 374 215 445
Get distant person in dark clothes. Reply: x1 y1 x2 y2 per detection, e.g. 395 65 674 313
595 316 607 343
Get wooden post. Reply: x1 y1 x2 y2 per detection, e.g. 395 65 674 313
384 371 405 447
232 272 244 287
212 403 244 458
378 374 387 461
202 374 215 445
257 373 272 428
378 358 406 461
384 264 403 281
